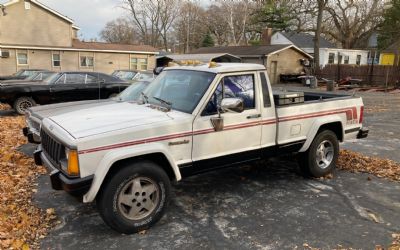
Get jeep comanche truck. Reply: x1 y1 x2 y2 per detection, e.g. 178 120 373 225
34 63 368 234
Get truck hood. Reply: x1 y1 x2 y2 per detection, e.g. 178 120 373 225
29 99 113 120
49 102 173 138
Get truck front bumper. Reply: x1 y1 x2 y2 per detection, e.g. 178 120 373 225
34 146 93 196
357 128 369 139
22 127 41 144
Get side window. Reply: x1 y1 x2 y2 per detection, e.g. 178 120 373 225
85 74 99 84
54 74 66 84
260 72 271 107
202 74 255 116
65 74 86 84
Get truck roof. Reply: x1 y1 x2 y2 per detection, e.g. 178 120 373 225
164 63 266 74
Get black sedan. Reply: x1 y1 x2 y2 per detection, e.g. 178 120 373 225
0 71 130 114
0 69 49 81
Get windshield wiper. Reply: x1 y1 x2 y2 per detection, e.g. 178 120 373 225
141 92 149 104
152 96 172 110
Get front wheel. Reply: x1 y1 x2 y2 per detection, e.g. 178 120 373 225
96 161 171 234
298 130 339 177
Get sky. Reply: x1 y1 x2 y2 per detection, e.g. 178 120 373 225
0 0 127 40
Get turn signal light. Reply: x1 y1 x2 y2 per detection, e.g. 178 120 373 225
67 150 80 176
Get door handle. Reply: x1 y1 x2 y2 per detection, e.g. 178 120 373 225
246 114 261 119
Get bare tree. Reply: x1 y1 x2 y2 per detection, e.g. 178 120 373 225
123 0 181 49
214 0 255 45
324 0 387 49
99 18 138 44
314 0 328 72
175 0 207 53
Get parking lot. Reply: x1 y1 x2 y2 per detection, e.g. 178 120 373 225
0 89 392 249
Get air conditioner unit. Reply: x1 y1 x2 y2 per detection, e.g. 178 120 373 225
0 50 10 58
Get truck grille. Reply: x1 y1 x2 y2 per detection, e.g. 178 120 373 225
41 130 63 164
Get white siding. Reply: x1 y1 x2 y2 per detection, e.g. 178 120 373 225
319 48 369 67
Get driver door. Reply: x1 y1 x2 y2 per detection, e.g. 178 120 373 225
191 72 263 174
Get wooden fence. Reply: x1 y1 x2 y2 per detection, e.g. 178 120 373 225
317 65 400 87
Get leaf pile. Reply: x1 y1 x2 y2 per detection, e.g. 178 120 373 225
0 103 10 110
338 150 400 182
0 116 56 249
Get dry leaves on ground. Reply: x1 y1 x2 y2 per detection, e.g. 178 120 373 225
0 116 56 249
338 150 400 182
0 103 10 111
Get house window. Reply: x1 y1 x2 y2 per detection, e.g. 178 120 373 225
344 55 349 64
356 55 362 65
17 52 28 65
80 56 94 67
139 58 148 70
130 57 148 70
130 58 138 70
328 53 335 64
52 53 61 67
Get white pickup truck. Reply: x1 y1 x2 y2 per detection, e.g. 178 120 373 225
34 63 368 234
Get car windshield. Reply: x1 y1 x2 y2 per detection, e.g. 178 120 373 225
113 71 137 81
24 72 53 81
21 70 37 77
136 73 154 81
142 70 216 114
115 81 150 102
14 70 24 76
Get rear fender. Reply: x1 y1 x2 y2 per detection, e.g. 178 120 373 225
83 143 181 203
298 116 344 152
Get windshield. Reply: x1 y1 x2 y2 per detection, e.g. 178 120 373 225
14 70 24 76
113 70 137 80
142 70 216 114
24 72 52 81
116 81 150 101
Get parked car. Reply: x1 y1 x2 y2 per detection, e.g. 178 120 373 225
23 81 150 143
34 63 368 234
0 71 55 84
0 71 130 114
0 69 48 81
112 70 154 82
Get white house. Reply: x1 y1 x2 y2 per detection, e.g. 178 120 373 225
270 31 369 67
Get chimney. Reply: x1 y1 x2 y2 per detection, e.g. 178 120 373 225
261 27 273 45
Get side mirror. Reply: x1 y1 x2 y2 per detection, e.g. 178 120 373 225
221 98 244 113
153 67 164 75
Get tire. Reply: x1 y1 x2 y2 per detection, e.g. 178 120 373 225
96 161 171 234
13 97 36 115
298 130 339 178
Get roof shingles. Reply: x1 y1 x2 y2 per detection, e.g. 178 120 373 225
71 39 157 53
191 45 292 56
280 32 336 48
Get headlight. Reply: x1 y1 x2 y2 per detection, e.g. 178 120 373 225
63 148 80 176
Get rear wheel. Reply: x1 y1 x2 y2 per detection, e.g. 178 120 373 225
97 161 171 234
298 130 339 177
13 97 36 115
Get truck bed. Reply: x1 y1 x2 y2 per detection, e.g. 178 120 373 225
272 89 353 106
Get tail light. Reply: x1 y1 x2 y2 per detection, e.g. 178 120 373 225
359 106 364 124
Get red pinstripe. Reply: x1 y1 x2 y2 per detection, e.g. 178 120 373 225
78 107 357 155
